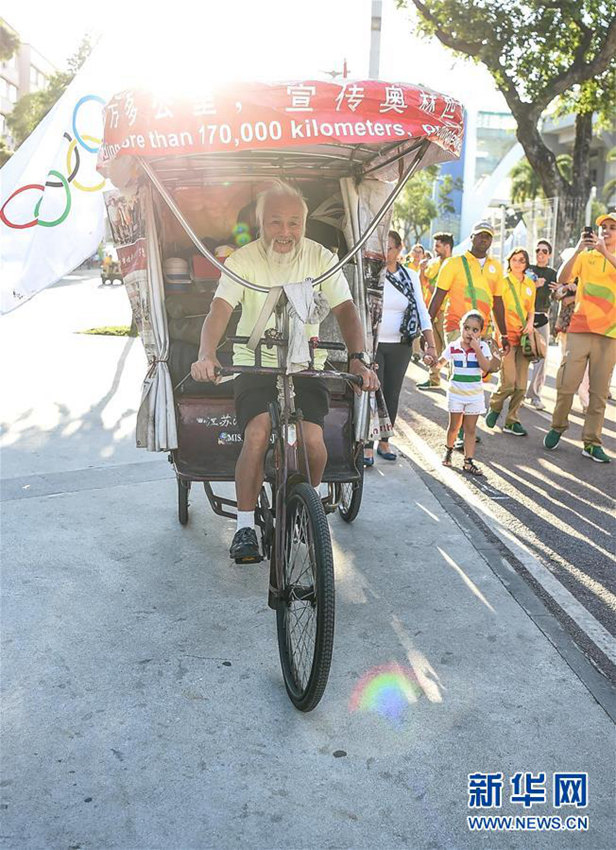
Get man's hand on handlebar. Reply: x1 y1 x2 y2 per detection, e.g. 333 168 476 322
349 358 380 395
191 355 221 383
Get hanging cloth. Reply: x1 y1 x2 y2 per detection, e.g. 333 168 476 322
385 263 421 345
283 280 330 373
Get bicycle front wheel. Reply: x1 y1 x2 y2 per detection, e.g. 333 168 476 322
276 482 335 712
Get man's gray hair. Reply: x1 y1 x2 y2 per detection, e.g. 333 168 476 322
255 180 308 234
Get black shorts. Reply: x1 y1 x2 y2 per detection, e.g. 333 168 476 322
233 373 330 435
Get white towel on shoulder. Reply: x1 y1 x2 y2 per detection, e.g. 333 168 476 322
283 279 330 373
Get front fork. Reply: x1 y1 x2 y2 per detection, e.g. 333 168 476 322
268 375 305 608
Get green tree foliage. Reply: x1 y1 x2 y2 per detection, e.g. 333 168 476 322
0 137 13 167
510 155 572 203
0 18 19 61
510 159 543 204
6 34 93 150
437 173 463 215
397 1 616 242
393 165 459 243
602 146 616 205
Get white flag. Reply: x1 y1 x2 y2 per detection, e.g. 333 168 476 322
0 49 120 314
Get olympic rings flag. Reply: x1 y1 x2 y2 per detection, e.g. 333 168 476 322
0 51 120 314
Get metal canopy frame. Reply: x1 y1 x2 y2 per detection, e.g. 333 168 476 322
140 137 424 186
138 136 429 294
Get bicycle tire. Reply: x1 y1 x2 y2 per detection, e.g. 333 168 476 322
338 457 364 523
178 478 190 525
276 482 335 712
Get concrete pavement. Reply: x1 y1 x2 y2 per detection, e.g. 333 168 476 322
1 278 614 849
396 350 616 681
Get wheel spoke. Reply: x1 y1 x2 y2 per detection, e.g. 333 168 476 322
283 499 318 689
277 482 335 710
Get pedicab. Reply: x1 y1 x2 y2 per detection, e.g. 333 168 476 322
97 80 463 711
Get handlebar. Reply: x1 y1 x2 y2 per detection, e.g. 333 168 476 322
214 365 363 387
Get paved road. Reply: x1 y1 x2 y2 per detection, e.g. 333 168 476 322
395 350 616 683
1 277 615 848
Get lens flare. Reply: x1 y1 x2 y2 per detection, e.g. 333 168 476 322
349 662 422 726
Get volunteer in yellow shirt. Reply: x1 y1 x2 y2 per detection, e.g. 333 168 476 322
427 221 510 353
485 249 535 436
404 243 425 274
544 212 616 462
417 231 454 390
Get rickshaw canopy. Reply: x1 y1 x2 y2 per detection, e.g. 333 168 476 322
98 79 465 453
98 80 464 183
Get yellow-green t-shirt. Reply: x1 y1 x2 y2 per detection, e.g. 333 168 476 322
568 250 616 338
423 257 444 310
436 251 504 332
215 238 352 367
502 273 535 346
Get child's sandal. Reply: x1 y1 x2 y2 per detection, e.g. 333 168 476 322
442 447 454 467
463 457 483 476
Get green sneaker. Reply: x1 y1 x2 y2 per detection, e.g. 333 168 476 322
417 379 441 391
485 410 499 429
503 422 528 436
543 429 561 450
582 445 611 463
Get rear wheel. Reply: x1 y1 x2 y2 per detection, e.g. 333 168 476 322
276 482 335 712
338 456 364 523
178 479 190 525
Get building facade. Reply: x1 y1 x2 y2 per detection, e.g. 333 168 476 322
1 20 55 145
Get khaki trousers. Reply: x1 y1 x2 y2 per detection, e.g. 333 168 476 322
526 322 550 403
552 332 616 447
489 346 530 425
429 311 445 383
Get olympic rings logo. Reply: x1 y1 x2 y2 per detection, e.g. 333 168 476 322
0 95 106 230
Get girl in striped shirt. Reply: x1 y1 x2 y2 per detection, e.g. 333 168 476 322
433 310 499 475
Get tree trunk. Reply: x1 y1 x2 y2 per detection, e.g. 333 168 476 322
513 107 593 256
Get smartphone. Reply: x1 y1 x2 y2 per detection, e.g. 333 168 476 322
582 225 594 251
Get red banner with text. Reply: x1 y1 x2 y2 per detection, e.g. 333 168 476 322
98 80 464 172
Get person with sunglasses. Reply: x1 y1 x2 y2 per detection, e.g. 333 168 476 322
525 239 557 410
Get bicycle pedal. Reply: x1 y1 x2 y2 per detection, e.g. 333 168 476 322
322 499 337 514
234 555 264 564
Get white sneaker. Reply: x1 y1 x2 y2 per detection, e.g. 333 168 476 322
529 399 545 410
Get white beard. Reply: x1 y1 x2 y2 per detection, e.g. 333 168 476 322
262 236 304 282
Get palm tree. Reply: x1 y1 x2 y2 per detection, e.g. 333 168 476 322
510 155 573 202
602 146 616 205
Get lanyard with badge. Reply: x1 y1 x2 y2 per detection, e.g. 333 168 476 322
507 275 528 324
461 255 479 309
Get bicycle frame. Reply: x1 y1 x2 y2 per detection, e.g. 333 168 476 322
217 304 362 607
